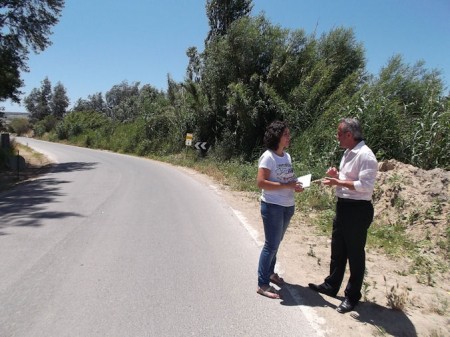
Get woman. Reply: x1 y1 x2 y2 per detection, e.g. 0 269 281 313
256 120 303 299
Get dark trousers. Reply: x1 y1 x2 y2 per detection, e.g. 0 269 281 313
324 199 374 303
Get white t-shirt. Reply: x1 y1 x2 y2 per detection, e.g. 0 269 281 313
336 141 378 201
258 150 296 207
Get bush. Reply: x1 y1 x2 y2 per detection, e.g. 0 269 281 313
33 123 47 137
410 102 450 169
8 117 31 136
55 121 68 139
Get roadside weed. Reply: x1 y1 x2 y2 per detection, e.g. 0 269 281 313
384 276 409 311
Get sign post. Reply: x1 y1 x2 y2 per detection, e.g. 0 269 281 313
185 133 193 146
185 133 193 158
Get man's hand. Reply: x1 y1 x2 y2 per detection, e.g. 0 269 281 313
322 177 339 186
326 167 339 178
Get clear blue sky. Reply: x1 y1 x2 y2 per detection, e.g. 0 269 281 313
2 0 449 113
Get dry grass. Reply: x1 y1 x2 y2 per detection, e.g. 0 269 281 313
0 142 53 192
384 276 410 311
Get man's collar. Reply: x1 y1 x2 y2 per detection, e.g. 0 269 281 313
353 140 365 150
345 140 365 154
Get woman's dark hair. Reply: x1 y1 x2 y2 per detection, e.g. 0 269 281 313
264 120 288 151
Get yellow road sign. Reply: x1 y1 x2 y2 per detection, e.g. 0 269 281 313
185 133 193 146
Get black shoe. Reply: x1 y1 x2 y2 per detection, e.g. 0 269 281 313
308 283 337 297
336 297 357 314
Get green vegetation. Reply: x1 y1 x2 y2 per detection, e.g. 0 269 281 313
0 1 64 103
2 1 449 172
6 117 30 136
8 1 446 173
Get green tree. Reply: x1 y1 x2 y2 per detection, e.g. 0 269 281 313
290 53 449 173
23 77 52 122
72 92 107 113
105 81 140 122
0 47 22 102
365 55 448 167
51 81 69 118
186 47 202 83
9 117 30 136
24 77 69 123
0 0 64 102
205 0 253 45
288 27 366 130
189 0 254 149
137 84 167 119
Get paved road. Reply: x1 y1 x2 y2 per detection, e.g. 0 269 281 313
0 138 321 337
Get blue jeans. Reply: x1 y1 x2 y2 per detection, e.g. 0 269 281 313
258 201 295 287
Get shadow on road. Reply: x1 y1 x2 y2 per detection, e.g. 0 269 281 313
0 162 97 233
279 282 417 337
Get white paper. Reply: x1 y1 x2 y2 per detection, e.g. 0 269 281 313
297 174 312 188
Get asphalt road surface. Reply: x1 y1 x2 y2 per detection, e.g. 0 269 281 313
0 137 322 337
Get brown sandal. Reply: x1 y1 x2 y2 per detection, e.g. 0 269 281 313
257 285 280 299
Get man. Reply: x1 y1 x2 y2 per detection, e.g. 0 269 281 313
308 118 378 313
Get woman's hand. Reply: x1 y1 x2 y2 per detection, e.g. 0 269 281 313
257 168 304 192
286 180 304 192
294 181 304 192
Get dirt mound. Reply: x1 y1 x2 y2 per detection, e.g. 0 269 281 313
375 159 449 258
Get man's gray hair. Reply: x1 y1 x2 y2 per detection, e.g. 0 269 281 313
340 118 364 141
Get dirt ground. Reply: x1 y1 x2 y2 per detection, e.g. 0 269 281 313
1 147 449 337
0 144 53 191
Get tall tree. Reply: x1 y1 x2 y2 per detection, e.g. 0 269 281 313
24 77 52 122
105 81 140 122
73 92 107 113
51 81 69 118
186 47 202 83
0 0 64 102
205 0 253 45
0 47 22 102
190 15 289 159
